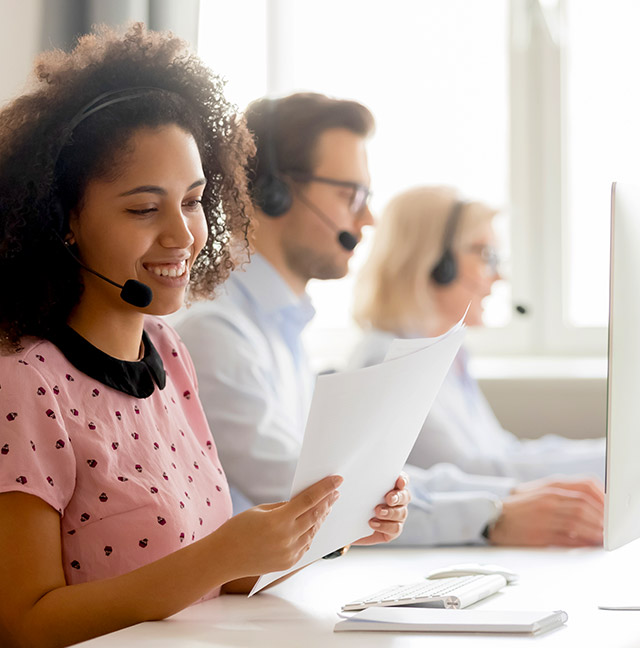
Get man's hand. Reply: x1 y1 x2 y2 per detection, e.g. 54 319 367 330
489 478 604 546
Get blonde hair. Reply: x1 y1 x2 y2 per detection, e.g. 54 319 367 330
353 186 497 335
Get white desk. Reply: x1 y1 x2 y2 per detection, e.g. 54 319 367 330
76 542 640 647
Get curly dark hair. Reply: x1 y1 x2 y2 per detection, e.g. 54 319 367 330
0 23 254 352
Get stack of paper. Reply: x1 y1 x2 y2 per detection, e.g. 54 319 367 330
334 608 568 635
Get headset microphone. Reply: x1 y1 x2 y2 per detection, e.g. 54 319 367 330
295 191 358 251
61 238 153 308
338 230 358 252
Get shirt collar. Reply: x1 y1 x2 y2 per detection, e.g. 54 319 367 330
49 325 166 399
231 253 315 330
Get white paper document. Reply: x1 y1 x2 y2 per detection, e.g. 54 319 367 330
250 316 466 595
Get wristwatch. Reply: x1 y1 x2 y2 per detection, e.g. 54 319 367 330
481 498 504 541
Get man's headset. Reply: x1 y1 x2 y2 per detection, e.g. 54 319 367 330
251 99 358 251
430 200 465 286
251 99 292 217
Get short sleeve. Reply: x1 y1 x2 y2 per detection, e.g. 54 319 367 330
0 355 76 514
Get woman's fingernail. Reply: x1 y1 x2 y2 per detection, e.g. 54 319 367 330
380 508 389 516
370 521 381 528
390 494 399 504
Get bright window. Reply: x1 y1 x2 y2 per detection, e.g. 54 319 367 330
565 0 640 328
199 0 510 366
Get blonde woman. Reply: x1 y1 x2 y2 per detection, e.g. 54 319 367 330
350 186 605 547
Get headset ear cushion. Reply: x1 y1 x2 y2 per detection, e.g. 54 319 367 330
253 174 292 217
430 249 457 285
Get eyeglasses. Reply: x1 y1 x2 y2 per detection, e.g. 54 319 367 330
465 244 501 274
288 172 371 214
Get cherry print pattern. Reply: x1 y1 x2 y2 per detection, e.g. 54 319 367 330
1 320 231 596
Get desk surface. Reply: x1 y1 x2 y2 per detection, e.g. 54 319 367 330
76 542 640 647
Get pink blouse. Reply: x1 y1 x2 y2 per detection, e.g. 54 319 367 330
0 317 232 598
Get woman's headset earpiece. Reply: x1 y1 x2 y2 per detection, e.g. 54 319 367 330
430 200 465 286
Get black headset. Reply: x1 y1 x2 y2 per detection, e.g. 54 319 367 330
251 98 292 217
49 87 177 308
430 200 465 286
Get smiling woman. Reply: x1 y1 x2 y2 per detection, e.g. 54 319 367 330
66 125 209 358
0 23 393 648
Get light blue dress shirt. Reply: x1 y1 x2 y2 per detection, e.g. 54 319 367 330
176 254 315 508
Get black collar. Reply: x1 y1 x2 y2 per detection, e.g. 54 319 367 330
50 326 166 399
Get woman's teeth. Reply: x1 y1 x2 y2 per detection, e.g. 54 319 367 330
148 261 187 277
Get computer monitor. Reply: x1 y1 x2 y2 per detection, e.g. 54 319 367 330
604 181 640 551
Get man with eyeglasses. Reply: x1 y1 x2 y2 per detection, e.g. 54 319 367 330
176 93 378 511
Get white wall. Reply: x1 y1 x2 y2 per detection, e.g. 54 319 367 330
478 374 606 440
0 0 42 106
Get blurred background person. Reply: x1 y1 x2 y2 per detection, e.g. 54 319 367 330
351 185 605 483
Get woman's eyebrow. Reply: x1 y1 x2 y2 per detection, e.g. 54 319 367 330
118 178 206 198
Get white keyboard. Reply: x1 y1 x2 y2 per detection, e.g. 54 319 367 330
342 574 508 611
